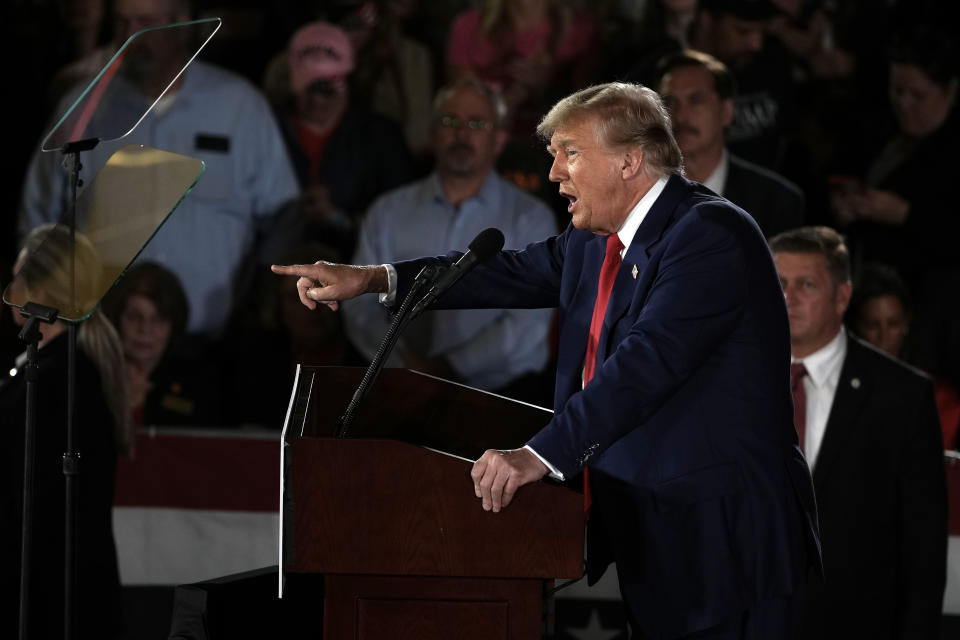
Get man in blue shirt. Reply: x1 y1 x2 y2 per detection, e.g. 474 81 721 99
18 0 299 338
342 79 557 394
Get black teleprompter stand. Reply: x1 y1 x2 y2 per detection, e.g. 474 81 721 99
16 302 59 640
11 19 220 639
16 137 98 640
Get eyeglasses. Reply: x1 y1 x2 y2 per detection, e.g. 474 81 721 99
438 115 494 131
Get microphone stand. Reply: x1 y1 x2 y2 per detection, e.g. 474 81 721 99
336 265 442 439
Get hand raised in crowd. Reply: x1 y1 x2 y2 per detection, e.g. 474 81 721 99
300 185 354 230
832 188 910 226
300 184 336 222
471 448 549 513
270 262 387 311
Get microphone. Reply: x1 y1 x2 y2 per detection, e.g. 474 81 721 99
409 227 505 318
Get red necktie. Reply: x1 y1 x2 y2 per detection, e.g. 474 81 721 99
790 362 808 453
582 233 624 511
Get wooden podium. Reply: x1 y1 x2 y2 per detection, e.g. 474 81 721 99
280 367 585 639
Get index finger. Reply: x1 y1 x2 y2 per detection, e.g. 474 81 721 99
271 263 315 277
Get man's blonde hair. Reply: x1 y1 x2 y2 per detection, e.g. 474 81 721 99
537 82 684 178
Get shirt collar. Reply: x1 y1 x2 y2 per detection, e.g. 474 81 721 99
616 175 669 254
793 326 847 388
703 148 729 196
427 170 500 207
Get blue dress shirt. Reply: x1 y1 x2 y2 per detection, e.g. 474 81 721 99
343 171 557 391
19 61 300 335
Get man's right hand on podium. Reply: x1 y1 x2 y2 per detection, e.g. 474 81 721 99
471 448 549 513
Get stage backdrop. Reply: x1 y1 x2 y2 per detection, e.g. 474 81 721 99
113 428 960 638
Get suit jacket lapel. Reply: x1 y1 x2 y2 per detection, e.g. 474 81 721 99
812 338 872 490
599 175 689 362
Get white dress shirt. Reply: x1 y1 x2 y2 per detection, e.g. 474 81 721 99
793 328 847 470
702 149 730 196
526 176 670 479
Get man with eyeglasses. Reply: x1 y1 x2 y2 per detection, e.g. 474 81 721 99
341 78 557 400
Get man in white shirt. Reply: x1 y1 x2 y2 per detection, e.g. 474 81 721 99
771 226 946 640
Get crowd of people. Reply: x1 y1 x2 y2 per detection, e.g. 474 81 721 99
1 0 957 434
1 0 957 637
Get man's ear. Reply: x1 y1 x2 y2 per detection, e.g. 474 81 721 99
721 98 735 129
835 281 853 316
621 149 644 180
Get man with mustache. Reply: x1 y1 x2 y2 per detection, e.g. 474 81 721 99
658 49 804 238
341 79 557 397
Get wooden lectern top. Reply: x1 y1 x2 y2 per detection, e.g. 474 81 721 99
281 367 585 582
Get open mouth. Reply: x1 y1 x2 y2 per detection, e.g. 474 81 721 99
561 192 578 212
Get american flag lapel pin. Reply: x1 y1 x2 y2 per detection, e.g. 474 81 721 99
631 264 638 279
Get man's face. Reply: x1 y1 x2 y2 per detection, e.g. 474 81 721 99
113 0 190 88
659 65 733 160
774 251 851 356
705 14 765 65
548 115 629 234
295 79 349 125
114 0 188 41
433 87 505 178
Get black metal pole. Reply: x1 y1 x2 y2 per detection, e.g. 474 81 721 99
16 303 60 640
18 325 41 640
60 144 88 640
64 323 79 640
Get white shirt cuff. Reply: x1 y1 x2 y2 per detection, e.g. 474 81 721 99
378 264 398 306
524 445 564 481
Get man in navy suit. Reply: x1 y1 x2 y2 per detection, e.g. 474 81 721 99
656 49 805 239
770 227 946 639
273 82 821 639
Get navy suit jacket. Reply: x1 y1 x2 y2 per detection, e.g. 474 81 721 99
723 153 805 239
801 335 946 640
394 175 821 638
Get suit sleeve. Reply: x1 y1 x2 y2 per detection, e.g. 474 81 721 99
391 224 570 311
896 378 947 639
528 210 748 477
439 208 559 381
342 200 401 361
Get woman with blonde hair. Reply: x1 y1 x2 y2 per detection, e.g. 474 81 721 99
1 223 127 639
